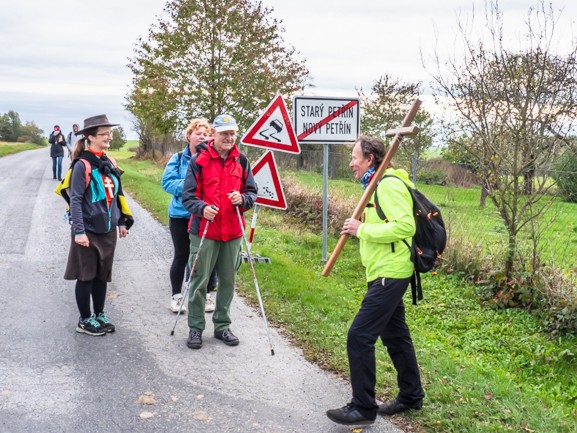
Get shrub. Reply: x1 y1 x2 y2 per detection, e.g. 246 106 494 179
533 265 577 336
419 168 448 185
17 135 46 146
109 128 127 151
441 229 487 279
552 150 577 203
281 175 355 236
417 158 478 187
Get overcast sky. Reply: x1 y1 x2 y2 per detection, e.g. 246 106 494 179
1 0 575 139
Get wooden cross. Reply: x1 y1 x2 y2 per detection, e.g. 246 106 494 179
321 100 422 277
385 125 420 138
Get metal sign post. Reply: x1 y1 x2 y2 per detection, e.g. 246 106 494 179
322 143 329 262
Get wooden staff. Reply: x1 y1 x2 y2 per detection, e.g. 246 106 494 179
321 99 422 277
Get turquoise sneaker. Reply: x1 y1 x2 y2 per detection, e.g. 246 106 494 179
76 314 106 336
95 312 116 333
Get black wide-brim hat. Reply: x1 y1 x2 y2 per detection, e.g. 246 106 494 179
77 114 119 135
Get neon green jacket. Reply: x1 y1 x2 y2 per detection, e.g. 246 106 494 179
357 168 415 281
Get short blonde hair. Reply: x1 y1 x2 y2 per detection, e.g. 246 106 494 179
185 118 211 141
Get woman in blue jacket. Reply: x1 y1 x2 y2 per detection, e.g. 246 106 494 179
162 118 218 313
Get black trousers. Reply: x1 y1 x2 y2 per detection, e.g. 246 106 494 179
169 217 191 296
347 277 424 417
169 217 217 296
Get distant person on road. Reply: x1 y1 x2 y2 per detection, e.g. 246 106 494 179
326 135 424 426
49 125 67 180
66 123 81 159
161 118 219 314
181 114 257 349
56 114 134 337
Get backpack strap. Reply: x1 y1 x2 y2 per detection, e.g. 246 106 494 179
409 271 423 306
374 174 407 221
374 175 411 254
176 151 184 175
239 153 250 181
373 180 392 251
373 188 387 221
374 175 423 305
78 159 93 189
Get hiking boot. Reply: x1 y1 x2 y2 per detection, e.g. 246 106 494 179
187 329 203 349
205 292 215 313
95 312 115 333
378 398 423 416
326 403 375 425
170 293 187 313
76 314 106 336
214 328 239 346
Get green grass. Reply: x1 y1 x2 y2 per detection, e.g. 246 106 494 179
0 141 44 157
108 146 577 432
115 154 171 226
235 208 577 433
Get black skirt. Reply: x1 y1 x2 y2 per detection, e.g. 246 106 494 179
64 229 117 282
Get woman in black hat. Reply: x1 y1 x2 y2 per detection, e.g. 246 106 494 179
61 114 134 336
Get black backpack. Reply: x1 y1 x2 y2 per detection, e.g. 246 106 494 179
374 175 446 304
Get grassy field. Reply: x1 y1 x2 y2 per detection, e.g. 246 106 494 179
0 141 44 157
293 168 577 269
106 144 576 433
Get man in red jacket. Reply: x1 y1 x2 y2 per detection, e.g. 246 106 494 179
181 114 258 349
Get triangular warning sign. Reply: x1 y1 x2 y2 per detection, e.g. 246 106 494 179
241 94 301 154
252 150 287 209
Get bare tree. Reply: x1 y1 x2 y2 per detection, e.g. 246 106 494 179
358 74 436 172
429 0 577 279
126 0 310 144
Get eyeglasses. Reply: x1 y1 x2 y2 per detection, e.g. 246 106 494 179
96 131 113 137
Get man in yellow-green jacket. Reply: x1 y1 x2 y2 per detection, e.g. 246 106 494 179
326 135 425 426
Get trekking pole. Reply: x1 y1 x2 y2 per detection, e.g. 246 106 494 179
235 206 275 356
170 215 212 336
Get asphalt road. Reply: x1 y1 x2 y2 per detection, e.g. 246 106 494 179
0 147 403 433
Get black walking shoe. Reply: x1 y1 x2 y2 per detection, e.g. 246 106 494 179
214 328 239 346
95 312 115 333
76 314 106 336
378 399 423 416
326 403 375 425
187 329 203 349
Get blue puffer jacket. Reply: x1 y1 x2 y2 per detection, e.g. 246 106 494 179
161 145 193 219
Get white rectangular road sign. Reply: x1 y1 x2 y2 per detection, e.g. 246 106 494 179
293 96 360 143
